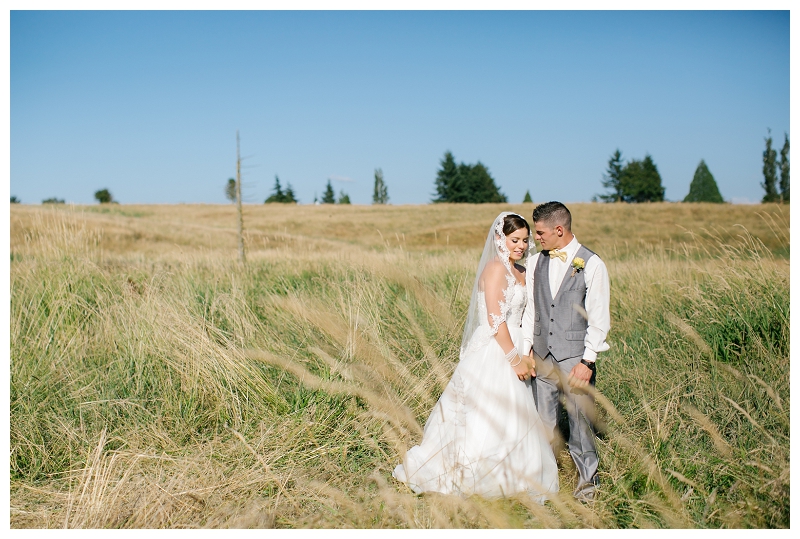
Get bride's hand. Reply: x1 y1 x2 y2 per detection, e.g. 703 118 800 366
512 356 535 381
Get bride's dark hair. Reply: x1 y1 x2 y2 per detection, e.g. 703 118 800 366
502 213 530 236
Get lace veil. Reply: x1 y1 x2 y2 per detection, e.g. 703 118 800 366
460 211 530 357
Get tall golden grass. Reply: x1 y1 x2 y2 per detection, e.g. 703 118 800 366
9 202 789 528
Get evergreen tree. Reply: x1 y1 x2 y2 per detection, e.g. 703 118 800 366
10 196 20 204
225 178 237 202
432 151 506 203
645 155 665 201
619 160 644 202
265 176 285 203
433 151 460 202
450 162 474 202
372 168 389 204
465 162 507 203
455 162 474 203
321 180 336 204
762 130 779 203
684 160 724 203
619 154 665 203
779 133 789 203
284 183 298 204
338 191 351 204
42 197 65 204
264 175 297 203
639 154 666 202
599 149 624 202
94 189 113 204
523 190 532 203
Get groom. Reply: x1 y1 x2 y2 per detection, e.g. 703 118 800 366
521 201 610 501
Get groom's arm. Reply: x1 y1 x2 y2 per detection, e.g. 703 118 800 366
582 256 611 363
568 255 610 388
521 253 539 357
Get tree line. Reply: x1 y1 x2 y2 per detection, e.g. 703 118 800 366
224 152 508 206
596 150 731 204
221 132 792 206
230 168 390 205
10 189 118 205
16 135 786 207
595 150 721 203
596 131 789 204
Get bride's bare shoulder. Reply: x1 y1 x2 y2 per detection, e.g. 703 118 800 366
478 260 507 290
480 258 505 278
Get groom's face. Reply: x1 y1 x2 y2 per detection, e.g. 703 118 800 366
533 220 562 250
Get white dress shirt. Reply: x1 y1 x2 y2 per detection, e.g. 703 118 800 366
521 236 610 362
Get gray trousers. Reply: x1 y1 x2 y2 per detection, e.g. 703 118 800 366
533 352 599 499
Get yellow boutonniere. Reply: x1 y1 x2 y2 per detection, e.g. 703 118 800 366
571 257 585 277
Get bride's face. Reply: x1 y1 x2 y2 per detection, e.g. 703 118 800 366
505 228 529 261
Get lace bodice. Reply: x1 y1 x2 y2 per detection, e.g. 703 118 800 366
478 283 526 331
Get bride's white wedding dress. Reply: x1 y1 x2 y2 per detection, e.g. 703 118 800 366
393 223 559 499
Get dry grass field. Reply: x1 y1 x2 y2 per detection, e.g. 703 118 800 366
9 202 789 528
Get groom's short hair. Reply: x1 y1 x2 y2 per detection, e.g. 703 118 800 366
532 201 572 231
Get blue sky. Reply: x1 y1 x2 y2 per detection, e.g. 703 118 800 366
10 9 790 205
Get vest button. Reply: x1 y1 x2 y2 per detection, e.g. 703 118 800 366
548 345 552 348
550 319 554 322
551 304 555 308
549 332 552 335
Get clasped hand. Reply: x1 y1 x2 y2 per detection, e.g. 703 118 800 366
512 354 536 381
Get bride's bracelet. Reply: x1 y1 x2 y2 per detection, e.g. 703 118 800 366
504 348 522 367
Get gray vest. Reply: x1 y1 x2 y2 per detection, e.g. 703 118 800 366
533 245 596 362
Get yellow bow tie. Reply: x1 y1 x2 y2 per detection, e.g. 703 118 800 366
549 249 567 262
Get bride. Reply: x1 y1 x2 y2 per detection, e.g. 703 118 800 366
393 212 559 498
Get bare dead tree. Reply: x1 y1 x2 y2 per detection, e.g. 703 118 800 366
236 131 246 264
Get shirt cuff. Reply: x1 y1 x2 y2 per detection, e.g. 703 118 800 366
582 349 597 362
523 340 533 356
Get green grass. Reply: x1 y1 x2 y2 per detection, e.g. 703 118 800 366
9 203 789 528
